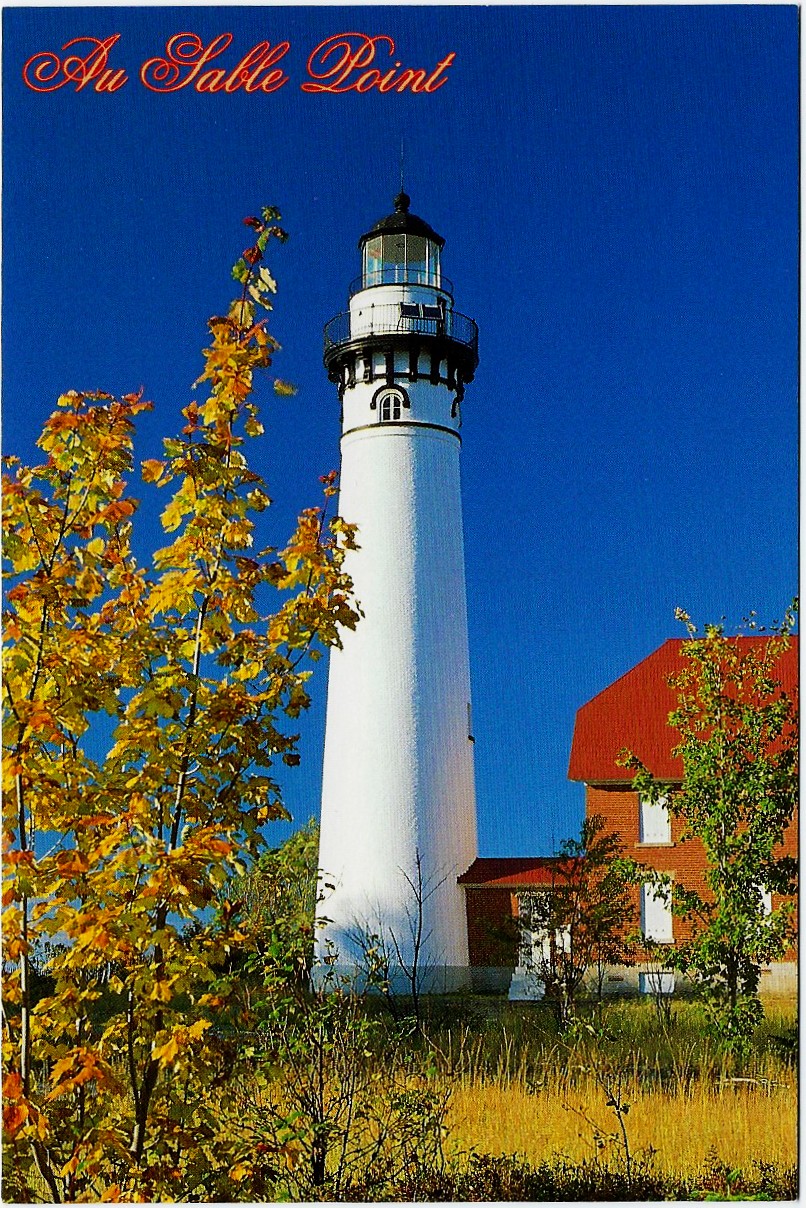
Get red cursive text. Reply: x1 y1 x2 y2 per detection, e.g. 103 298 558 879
140 32 290 93
23 34 128 92
22 32 457 98
302 33 455 94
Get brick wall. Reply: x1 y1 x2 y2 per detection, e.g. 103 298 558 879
464 887 519 968
586 784 798 957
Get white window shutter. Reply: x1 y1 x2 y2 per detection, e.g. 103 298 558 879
639 795 671 844
641 882 673 942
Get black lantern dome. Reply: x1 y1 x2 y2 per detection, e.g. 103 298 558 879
358 192 445 250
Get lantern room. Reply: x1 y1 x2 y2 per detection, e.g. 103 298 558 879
358 191 446 290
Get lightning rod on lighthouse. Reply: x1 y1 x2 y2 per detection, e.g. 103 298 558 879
316 193 479 990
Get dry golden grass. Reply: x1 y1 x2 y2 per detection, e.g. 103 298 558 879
447 1072 797 1175
430 996 799 1178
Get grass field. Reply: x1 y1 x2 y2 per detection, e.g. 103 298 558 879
428 995 798 1180
5 993 796 1202
448 1074 796 1173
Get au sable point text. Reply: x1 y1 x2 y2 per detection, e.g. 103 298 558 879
22 32 456 94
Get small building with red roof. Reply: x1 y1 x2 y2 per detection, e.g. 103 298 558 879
458 857 559 991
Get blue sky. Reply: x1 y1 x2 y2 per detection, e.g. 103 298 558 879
3 6 798 857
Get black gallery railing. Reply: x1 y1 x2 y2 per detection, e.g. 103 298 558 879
324 305 478 356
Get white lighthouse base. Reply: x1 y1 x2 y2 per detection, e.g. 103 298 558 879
311 959 473 996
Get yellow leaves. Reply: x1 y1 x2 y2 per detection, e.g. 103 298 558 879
56 390 84 410
141 458 167 484
148 978 175 1003
273 379 297 396
26 701 59 737
59 1152 82 1179
46 1047 122 1101
74 565 104 601
151 1035 181 1065
319 468 339 498
2 1072 26 1136
2 1099 30 1138
222 516 254 549
151 1019 211 1067
181 400 200 433
0 221 365 1203
147 568 203 618
207 838 233 857
246 487 270 512
78 924 112 953
283 1143 303 1172
95 499 137 527
180 827 236 865
4 848 35 868
160 495 188 534
231 658 263 683
258 264 278 294
99 1184 126 1202
2 1073 48 1141
2 928 29 963
44 409 82 433
137 683 182 719
197 992 225 1008
79 811 117 829
55 849 90 878
267 613 292 648
3 540 41 575
330 515 359 549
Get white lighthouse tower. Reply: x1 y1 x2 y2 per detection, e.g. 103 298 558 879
316 193 479 990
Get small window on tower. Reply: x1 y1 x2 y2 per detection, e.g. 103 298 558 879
373 385 408 423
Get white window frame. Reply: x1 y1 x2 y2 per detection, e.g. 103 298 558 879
639 970 675 996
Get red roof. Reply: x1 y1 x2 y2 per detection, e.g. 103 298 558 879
458 857 578 888
568 635 798 785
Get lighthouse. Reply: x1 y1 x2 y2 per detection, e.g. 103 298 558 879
316 193 479 990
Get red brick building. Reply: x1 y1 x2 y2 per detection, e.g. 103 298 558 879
567 635 798 995
459 636 798 996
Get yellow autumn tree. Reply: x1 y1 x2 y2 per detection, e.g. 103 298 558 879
2 208 358 1202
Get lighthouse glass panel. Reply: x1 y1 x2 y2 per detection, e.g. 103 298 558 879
426 240 441 287
363 237 383 287
363 233 442 288
384 234 407 285
406 235 427 284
